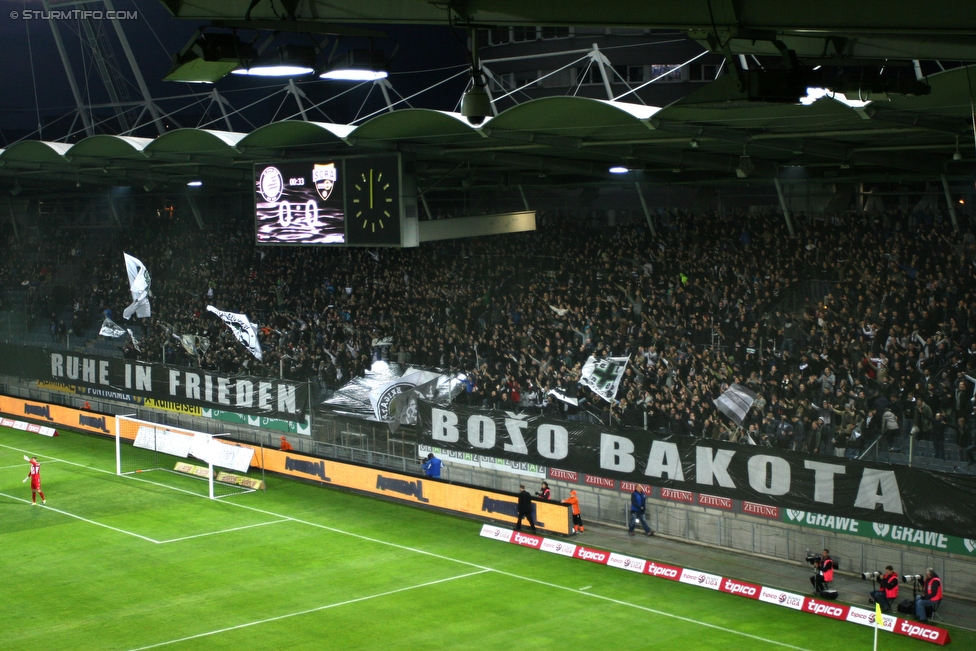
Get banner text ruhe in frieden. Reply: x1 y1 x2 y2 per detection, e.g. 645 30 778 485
0 343 306 422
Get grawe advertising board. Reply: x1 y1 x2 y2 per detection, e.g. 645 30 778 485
479 525 951 646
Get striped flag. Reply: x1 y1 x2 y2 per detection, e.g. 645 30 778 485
712 383 757 426
206 306 263 361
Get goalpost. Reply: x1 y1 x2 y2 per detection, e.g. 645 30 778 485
115 415 263 499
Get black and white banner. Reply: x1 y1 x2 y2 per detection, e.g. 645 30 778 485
122 252 151 320
713 383 757 425
580 355 629 402
0 343 307 421
417 401 976 539
206 306 263 361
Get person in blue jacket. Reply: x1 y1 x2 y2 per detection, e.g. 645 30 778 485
628 485 654 537
421 453 443 479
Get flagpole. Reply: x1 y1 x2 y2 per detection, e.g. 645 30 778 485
873 601 882 651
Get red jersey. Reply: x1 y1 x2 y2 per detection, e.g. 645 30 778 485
29 460 41 488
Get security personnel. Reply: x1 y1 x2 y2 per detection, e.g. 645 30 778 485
562 489 584 534
421 453 442 479
915 568 943 622
515 484 536 533
868 566 899 612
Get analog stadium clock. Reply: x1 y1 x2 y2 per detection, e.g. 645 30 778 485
345 156 402 246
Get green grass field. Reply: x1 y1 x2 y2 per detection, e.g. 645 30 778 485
0 425 970 651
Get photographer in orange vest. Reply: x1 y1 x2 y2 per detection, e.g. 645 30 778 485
915 568 943 623
868 566 899 612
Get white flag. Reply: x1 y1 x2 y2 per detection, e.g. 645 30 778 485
206 306 263 361
548 387 578 406
126 328 142 352
579 355 629 402
99 317 127 338
713 383 757 426
122 253 151 320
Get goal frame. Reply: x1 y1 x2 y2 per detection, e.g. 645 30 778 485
115 415 256 500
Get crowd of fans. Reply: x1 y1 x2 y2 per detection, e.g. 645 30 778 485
2 204 976 461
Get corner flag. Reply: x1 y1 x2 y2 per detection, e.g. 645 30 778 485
874 600 883 650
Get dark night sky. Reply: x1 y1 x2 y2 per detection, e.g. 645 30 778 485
0 0 470 144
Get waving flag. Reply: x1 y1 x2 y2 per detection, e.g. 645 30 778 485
98 317 127 338
122 253 151 319
713 383 757 426
206 306 263 361
580 355 629 402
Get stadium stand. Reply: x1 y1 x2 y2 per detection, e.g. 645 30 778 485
2 206 975 476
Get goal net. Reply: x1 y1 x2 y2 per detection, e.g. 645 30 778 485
115 415 262 499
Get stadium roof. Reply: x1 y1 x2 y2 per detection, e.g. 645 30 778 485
0 64 973 194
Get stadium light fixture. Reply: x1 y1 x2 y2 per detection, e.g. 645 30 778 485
232 45 316 77
187 180 203 187
609 166 629 174
164 32 256 84
320 49 388 81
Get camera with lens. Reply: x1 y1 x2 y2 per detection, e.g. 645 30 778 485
861 571 881 580
805 553 823 565
902 573 923 583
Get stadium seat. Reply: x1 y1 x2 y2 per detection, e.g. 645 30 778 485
915 441 933 457
944 444 960 461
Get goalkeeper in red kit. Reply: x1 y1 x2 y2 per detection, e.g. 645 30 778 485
22 456 45 505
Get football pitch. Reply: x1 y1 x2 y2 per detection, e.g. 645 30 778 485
0 426 969 651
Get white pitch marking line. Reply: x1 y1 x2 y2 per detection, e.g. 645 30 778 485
0 459 61 470
124 569 491 651
489 569 816 651
157 519 290 544
579 585 591 591
1 442 820 649
0 491 161 544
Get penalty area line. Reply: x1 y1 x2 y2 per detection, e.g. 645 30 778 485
0 491 160 544
157 518 291 544
124 569 491 651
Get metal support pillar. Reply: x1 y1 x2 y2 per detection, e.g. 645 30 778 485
376 78 396 113
103 0 164 135
286 79 309 121
419 192 433 220
774 177 796 236
635 182 656 237
517 184 530 211
210 89 234 131
941 174 960 231
6 198 20 243
42 0 93 136
108 193 123 227
590 44 615 101
185 191 206 230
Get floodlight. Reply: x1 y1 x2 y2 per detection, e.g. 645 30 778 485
320 49 388 81
232 45 316 77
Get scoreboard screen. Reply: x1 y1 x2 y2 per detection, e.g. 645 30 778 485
255 161 345 245
254 155 405 247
